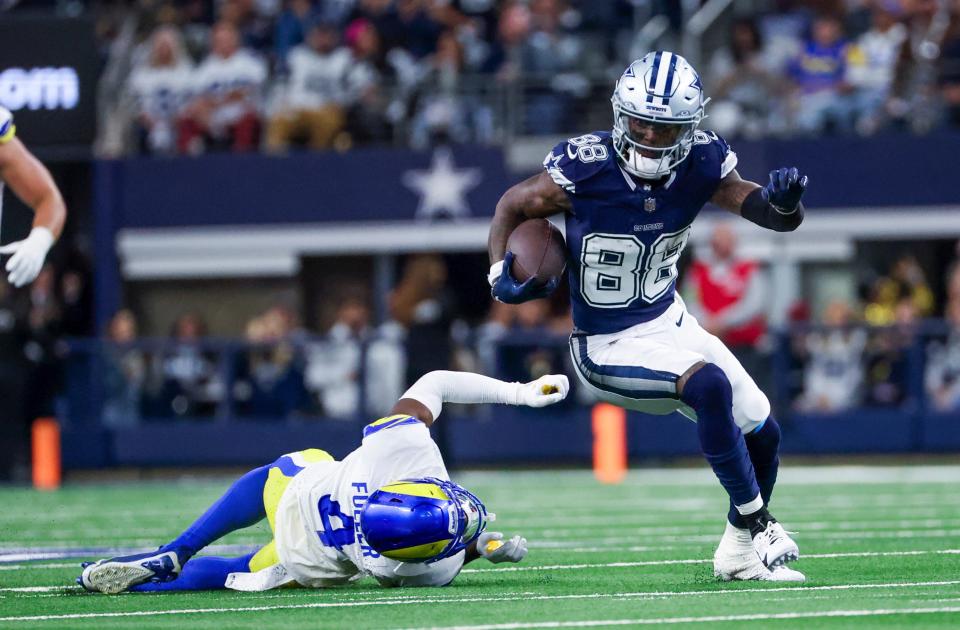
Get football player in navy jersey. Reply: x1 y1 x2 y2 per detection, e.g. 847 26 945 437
487 51 808 582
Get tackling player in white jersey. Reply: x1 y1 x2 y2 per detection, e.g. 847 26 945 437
79 370 569 593
0 106 67 288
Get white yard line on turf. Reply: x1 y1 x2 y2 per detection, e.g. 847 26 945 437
459 549 960 574
403 607 960 629
3 582 960 622
6 550 960 594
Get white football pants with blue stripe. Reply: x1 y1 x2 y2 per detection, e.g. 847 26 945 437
569 295 770 433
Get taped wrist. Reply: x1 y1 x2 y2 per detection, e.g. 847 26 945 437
740 188 803 232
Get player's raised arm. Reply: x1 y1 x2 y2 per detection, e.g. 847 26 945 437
389 370 570 426
711 167 807 233
0 110 67 288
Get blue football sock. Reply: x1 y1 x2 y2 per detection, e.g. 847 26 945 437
728 416 781 528
680 364 760 509
129 553 255 592
161 465 269 563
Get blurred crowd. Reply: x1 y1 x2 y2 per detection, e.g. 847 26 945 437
83 0 960 156
93 253 575 424
681 226 960 415
75 240 960 427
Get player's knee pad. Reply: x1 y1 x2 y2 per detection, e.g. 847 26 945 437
679 363 732 415
733 386 770 434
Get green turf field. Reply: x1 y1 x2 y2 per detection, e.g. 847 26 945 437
1 465 959 629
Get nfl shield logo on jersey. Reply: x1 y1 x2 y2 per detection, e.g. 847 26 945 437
644 197 657 213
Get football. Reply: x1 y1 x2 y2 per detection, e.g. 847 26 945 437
506 218 567 285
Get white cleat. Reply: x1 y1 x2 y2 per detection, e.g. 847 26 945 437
79 550 181 594
751 520 800 569
714 522 805 582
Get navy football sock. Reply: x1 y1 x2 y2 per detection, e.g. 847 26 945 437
161 465 269 563
728 417 781 528
680 364 760 510
129 553 255 592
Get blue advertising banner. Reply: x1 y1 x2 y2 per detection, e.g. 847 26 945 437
113 145 512 228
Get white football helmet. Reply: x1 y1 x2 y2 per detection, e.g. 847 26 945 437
611 51 708 179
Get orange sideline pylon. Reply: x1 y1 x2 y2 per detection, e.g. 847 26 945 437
592 403 627 484
32 417 61 490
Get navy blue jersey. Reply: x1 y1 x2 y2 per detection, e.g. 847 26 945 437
543 130 737 335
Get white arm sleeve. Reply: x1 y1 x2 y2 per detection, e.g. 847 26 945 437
400 371 521 421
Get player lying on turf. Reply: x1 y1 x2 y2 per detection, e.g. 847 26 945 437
488 51 807 582
79 370 569 593
0 106 67 288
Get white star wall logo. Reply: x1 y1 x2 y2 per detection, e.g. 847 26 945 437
402 147 482 220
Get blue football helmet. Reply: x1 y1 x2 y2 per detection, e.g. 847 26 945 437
359 477 492 563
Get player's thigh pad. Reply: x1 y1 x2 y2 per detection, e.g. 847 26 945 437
264 448 335 531
570 327 704 415
678 317 770 432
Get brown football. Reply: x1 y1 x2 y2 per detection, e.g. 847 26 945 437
506 218 567 284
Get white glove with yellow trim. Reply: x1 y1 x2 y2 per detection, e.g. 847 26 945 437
478 531 528 564
0 227 54 288
517 374 570 407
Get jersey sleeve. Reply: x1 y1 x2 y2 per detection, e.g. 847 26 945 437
542 132 612 195
0 106 16 144
713 132 738 179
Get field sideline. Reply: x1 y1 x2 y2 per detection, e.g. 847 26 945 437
1 465 959 629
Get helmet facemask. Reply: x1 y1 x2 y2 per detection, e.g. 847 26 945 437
611 96 703 179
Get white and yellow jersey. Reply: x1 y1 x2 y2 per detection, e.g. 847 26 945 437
0 106 14 220
272 417 464 588
0 106 14 145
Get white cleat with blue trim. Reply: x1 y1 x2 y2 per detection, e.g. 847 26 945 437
79 550 181 594
714 522 805 582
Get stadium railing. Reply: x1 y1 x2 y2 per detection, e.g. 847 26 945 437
53 321 960 468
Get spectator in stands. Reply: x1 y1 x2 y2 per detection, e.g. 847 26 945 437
395 0 443 59
864 255 935 326
864 296 919 407
517 0 586 134
179 21 268 154
274 0 317 66
409 29 491 147
102 309 146 427
128 26 194 155
235 308 308 418
708 17 780 138
683 223 768 378
266 21 359 151
788 13 852 134
843 0 908 134
156 312 220 417
218 0 278 52
341 17 396 145
305 296 371 418
887 0 955 133
796 299 867 412
925 296 960 410
937 2 960 127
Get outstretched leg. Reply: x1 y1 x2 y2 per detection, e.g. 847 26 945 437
161 464 271 564
129 552 256 592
